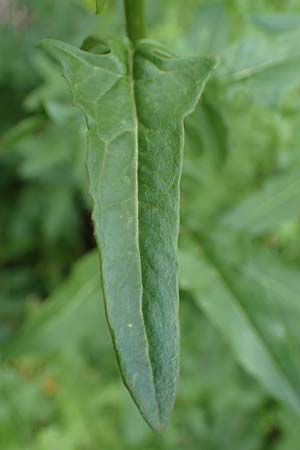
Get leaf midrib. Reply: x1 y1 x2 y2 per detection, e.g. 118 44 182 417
127 46 162 423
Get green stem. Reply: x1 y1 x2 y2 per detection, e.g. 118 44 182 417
124 0 146 43
95 0 102 14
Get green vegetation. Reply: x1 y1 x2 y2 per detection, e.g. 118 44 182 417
1 0 300 448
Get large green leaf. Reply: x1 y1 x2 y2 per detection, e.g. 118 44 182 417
180 235 300 413
40 37 216 430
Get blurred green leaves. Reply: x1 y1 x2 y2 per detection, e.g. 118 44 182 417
2 0 300 448
180 234 300 414
2 251 107 359
0 250 268 450
220 168 300 236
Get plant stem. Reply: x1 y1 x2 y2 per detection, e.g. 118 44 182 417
124 0 146 43
95 0 102 14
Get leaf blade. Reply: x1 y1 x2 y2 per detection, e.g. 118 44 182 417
40 37 216 430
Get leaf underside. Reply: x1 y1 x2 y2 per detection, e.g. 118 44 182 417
40 37 216 431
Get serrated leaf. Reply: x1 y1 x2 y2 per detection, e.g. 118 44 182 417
180 235 300 413
219 169 300 235
40 37 216 430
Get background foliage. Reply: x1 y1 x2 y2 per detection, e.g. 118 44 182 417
1 0 300 448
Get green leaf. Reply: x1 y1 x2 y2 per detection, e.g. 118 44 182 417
1 251 110 358
180 3 229 57
40 37 216 431
251 14 300 34
185 96 229 166
180 235 300 414
0 117 46 155
219 169 300 236
220 30 300 106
